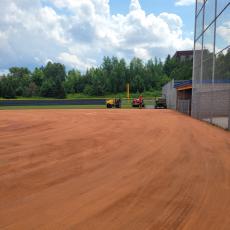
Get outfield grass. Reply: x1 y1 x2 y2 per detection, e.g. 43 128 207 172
0 106 138 110
0 97 155 110
0 103 137 110
0 105 106 110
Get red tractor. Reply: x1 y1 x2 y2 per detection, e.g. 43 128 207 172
132 98 145 108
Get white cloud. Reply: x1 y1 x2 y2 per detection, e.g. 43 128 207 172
217 21 230 44
129 0 142 11
0 69 9 76
0 0 193 71
58 52 96 70
175 0 195 6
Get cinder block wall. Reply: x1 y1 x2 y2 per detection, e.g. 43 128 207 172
192 88 230 119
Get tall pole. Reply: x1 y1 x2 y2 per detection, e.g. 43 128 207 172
127 83 130 101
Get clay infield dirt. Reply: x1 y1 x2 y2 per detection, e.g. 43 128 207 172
0 109 230 229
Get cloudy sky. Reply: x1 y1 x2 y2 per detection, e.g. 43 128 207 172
0 0 196 73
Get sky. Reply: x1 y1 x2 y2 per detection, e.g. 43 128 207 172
0 0 196 73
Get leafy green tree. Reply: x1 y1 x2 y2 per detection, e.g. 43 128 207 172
16 86 24 96
215 48 230 80
55 80 66 99
43 62 66 82
83 84 94 96
163 55 173 76
9 67 30 78
42 62 66 98
0 79 2 97
101 56 113 92
40 80 55 97
64 69 83 94
170 60 192 80
135 75 145 93
0 53 196 98
24 82 38 97
92 73 106 96
129 58 145 92
32 68 44 87
1 77 16 98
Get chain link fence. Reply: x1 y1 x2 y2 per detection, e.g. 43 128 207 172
178 99 191 115
192 0 230 130
162 80 177 110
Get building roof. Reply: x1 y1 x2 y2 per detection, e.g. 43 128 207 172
174 79 230 91
174 80 192 90
174 50 193 58
174 80 192 87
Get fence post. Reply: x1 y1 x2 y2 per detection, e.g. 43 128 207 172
228 91 230 131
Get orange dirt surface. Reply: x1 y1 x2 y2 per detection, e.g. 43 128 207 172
0 109 230 230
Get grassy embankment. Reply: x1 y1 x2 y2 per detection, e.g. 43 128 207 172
0 91 160 110
0 91 161 100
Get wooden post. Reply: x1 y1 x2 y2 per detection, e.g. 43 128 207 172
127 83 130 101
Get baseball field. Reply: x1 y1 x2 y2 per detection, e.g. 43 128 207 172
0 109 230 229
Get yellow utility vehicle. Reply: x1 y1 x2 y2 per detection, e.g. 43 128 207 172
106 98 121 108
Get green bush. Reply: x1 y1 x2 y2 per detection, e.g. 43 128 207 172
83 85 94 96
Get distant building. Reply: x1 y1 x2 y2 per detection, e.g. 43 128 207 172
173 50 193 62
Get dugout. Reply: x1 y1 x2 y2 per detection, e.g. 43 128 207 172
162 80 192 115
175 80 192 116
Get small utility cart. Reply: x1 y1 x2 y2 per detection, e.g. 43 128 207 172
155 98 167 109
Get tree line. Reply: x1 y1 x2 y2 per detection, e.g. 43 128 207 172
0 55 193 99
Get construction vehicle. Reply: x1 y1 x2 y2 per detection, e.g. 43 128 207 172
106 98 121 108
155 98 167 109
132 98 145 108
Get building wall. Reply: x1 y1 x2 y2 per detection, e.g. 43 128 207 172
162 80 177 110
192 0 230 130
